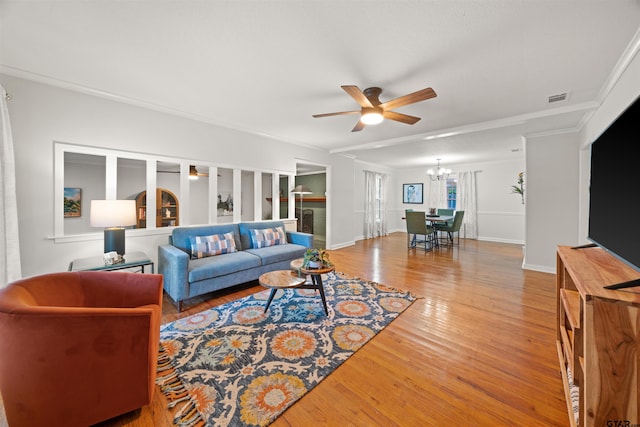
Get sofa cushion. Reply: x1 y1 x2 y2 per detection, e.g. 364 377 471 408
238 221 288 251
250 226 286 249
188 251 262 283
189 232 237 259
172 224 242 254
245 243 307 266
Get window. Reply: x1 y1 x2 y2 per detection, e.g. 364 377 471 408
375 174 383 221
447 178 457 210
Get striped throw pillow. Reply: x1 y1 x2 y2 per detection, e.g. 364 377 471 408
189 232 237 259
250 227 287 249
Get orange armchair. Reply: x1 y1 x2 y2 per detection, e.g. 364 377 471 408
0 271 163 427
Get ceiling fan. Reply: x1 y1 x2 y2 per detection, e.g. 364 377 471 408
313 85 437 132
157 165 211 179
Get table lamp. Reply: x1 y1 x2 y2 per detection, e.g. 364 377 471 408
90 200 137 256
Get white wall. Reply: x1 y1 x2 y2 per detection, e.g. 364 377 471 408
2 74 331 277
329 154 355 249
524 131 580 272
390 158 526 244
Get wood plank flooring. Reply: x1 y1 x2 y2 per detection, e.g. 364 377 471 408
4 233 570 426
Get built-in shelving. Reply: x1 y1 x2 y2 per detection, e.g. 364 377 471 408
556 245 640 427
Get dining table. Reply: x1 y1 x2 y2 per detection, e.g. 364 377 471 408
402 213 455 247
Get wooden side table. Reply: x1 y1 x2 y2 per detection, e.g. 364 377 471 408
259 261 335 315
259 270 307 313
290 259 335 315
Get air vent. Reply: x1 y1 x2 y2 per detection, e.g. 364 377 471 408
548 92 569 103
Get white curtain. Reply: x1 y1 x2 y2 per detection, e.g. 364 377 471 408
363 171 388 239
427 178 447 209
457 170 478 239
0 85 22 288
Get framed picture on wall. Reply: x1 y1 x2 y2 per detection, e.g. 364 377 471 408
403 183 423 204
64 187 82 217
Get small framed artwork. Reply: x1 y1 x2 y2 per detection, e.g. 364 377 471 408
403 183 423 204
64 187 82 217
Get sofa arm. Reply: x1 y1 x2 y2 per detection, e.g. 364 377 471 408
287 231 314 248
158 244 190 303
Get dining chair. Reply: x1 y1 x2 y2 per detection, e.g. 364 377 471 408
406 211 436 250
437 208 454 226
435 210 465 246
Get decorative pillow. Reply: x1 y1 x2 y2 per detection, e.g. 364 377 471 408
250 226 287 249
189 232 237 259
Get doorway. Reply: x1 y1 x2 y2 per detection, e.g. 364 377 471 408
295 162 328 249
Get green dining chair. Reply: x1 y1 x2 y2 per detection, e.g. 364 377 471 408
435 210 465 246
437 208 454 226
406 211 436 250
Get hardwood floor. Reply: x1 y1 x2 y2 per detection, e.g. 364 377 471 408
8 233 570 427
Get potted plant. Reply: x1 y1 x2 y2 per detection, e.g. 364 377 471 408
302 248 333 269
511 172 525 204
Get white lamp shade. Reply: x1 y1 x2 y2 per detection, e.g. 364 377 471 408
291 185 312 195
90 200 137 227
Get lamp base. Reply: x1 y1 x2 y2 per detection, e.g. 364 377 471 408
104 227 126 256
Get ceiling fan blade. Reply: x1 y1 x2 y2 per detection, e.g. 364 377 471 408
313 110 360 118
379 87 437 111
383 110 421 125
351 120 366 132
341 85 374 108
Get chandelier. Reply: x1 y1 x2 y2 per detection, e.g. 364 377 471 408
427 158 451 181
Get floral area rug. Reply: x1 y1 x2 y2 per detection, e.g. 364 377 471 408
156 272 417 427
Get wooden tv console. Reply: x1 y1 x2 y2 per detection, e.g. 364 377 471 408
556 245 640 427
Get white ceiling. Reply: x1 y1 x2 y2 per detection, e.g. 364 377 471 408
2 1 640 170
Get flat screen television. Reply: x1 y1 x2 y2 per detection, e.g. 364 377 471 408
587 94 640 289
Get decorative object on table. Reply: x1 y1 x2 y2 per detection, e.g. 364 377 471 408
429 207 437 215
90 199 137 256
63 187 82 217
156 272 417 427
291 184 312 232
427 158 451 181
402 182 423 204
301 248 332 269
511 172 525 204
103 251 122 265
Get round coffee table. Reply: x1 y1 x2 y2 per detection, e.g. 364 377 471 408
290 258 335 315
258 270 306 313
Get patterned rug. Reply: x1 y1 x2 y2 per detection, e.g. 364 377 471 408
156 272 417 427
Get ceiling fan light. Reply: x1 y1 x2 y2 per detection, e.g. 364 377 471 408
361 109 384 125
189 165 199 180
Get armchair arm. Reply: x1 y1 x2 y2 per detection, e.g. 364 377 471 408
287 231 314 248
158 244 190 302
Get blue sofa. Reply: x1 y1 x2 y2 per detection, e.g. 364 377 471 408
158 221 313 311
